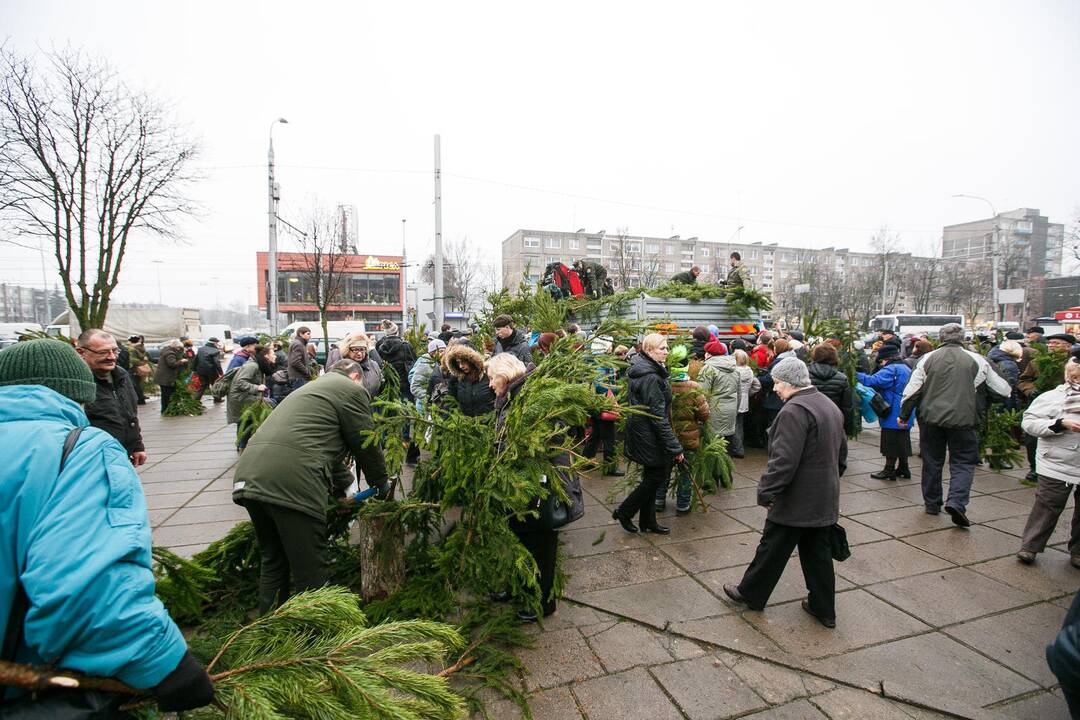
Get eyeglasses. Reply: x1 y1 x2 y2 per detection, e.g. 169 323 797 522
80 346 119 358
347 347 366 353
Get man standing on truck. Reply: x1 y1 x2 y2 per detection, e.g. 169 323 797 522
725 252 752 288
671 265 701 285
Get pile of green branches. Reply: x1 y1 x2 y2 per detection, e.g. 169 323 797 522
691 429 734 494
163 370 204 416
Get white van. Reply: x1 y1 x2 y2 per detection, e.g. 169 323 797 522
199 324 234 352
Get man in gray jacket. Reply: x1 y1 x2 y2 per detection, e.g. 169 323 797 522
724 357 847 628
898 323 1011 527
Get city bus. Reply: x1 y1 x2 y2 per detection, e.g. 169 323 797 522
868 314 964 338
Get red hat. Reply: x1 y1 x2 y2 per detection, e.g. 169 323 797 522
704 340 727 356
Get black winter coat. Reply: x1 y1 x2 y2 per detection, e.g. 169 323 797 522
623 353 683 467
194 344 223 378
85 367 144 455
494 329 534 366
758 387 847 527
447 374 496 416
376 335 417 400
808 362 854 436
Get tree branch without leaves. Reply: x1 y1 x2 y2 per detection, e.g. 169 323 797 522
0 44 198 329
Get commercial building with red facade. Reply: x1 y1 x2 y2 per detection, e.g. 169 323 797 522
255 251 404 326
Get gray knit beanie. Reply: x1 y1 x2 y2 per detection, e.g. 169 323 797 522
771 356 811 388
0 339 97 403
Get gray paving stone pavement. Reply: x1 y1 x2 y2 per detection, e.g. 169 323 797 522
137 398 1076 719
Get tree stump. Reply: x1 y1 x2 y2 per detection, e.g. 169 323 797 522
353 512 405 602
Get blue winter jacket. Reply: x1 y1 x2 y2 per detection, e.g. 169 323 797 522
0 385 187 689
857 360 913 430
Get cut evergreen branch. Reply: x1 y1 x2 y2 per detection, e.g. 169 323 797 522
236 400 273 446
164 370 205 416
3 588 469 720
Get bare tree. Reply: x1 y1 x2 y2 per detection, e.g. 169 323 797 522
421 237 483 316
1064 206 1080 268
0 46 197 329
291 203 351 348
606 227 637 290
900 255 942 314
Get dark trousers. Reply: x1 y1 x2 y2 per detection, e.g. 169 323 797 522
729 412 746 456
584 416 616 466
159 384 175 414
738 520 835 619
1048 592 1080 719
514 527 559 615
245 499 329 614
617 460 670 528
1024 432 1038 473
1021 475 1080 556
919 422 978 513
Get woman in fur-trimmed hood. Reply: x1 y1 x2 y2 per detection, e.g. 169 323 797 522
443 343 496 416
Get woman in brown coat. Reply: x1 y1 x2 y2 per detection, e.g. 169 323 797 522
655 349 710 514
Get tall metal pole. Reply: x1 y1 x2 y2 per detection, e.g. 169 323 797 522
881 258 888 315
401 218 408 332
433 135 444 328
953 194 999 323
268 118 288 334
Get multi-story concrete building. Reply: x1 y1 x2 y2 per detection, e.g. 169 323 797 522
0 283 56 325
942 208 1064 282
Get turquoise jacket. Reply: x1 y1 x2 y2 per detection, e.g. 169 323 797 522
0 385 187 688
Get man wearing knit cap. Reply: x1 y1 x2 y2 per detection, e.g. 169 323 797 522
724 356 847 629
899 323 1012 526
0 340 214 712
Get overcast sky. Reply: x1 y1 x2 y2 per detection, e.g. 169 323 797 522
2 0 1078 309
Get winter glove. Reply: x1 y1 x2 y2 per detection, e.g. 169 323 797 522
154 649 214 712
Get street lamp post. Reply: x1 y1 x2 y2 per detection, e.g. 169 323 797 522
952 193 1000 322
151 260 164 305
268 117 288 334
401 219 407 332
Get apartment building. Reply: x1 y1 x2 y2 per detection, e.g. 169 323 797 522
942 208 1064 281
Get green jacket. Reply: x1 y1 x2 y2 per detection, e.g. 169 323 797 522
671 269 698 285
232 370 388 521
226 359 264 424
725 262 751 288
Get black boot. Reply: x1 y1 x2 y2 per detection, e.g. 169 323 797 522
897 460 911 479
871 458 897 480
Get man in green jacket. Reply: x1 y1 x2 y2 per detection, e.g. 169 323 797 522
232 359 389 614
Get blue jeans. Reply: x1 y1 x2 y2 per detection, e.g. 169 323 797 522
655 451 694 511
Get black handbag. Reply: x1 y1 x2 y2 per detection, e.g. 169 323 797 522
830 523 851 562
868 390 891 418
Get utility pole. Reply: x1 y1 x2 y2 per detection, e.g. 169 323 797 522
401 218 408 332
268 118 288 335
433 135 444 329
881 258 888 315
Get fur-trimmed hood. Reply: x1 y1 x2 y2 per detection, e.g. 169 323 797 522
443 344 486 381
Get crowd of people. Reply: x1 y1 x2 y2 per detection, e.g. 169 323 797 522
1 307 1079 713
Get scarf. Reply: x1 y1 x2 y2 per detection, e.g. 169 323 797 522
1064 380 1080 422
